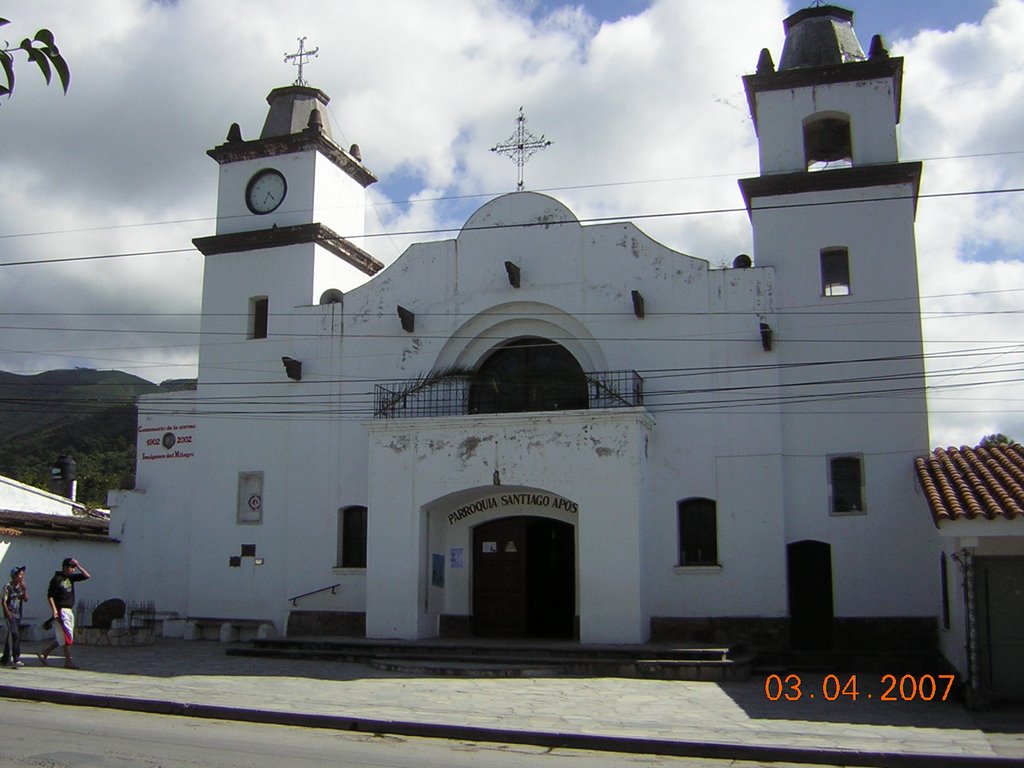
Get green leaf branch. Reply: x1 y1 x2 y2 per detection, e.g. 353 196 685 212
1 18 70 103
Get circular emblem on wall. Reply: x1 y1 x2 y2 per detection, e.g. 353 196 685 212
161 432 177 449
247 493 262 511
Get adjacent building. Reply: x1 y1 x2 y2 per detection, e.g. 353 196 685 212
915 443 1024 705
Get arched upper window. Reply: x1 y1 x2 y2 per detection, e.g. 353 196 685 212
820 247 851 297
469 337 588 415
803 113 852 171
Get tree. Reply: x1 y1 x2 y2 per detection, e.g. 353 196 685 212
0 18 70 103
980 433 1017 446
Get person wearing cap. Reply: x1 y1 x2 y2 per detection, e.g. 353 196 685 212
1 565 28 668
37 557 90 669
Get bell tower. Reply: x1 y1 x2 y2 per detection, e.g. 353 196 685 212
737 5 935 631
738 3 925 372
192 83 384 383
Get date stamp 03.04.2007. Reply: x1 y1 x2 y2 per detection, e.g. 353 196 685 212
764 673 956 702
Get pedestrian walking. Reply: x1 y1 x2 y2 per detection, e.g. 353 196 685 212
1 565 28 668
38 557 90 669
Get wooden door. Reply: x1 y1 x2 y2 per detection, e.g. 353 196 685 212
473 516 575 638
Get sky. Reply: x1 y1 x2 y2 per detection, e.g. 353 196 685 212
1 0 1022 449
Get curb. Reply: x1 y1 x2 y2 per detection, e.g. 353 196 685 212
0 685 1018 768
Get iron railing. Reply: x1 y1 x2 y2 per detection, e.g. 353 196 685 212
288 583 341 606
374 369 643 419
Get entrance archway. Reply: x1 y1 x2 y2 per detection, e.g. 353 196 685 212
472 516 575 639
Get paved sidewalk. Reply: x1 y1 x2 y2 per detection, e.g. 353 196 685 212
0 638 1021 767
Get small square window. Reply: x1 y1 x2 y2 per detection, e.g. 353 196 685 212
829 456 864 514
821 248 850 297
678 498 718 566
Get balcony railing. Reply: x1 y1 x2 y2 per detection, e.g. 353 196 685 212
373 370 644 420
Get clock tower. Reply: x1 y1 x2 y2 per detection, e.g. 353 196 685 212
192 84 383 383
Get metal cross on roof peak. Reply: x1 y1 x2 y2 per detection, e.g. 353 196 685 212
285 37 319 87
490 107 552 192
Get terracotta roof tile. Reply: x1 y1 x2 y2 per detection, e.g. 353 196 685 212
914 443 1024 526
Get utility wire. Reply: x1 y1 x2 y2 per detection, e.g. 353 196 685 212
1 185 1023 269
2 146 1023 244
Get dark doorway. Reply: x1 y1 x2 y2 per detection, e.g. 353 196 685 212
977 557 1024 701
472 516 575 639
787 540 834 650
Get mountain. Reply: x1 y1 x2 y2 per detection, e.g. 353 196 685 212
0 369 194 507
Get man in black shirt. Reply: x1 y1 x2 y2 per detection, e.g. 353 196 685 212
37 557 90 669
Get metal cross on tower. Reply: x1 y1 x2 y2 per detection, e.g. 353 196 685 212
285 37 319 86
490 107 552 192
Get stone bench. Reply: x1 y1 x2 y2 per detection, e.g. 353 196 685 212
183 617 276 642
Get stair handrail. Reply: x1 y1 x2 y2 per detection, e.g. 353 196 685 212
288 583 341 607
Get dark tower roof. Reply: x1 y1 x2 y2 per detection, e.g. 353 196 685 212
205 84 376 189
260 85 334 140
742 4 902 135
779 5 866 70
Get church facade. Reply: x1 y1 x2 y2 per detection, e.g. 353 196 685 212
110 5 940 651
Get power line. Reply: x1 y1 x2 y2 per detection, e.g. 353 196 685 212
2 147 1022 244
1 185 1023 269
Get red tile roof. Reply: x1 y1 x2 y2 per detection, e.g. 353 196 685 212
914 443 1024 525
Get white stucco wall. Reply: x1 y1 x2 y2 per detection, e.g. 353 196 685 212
0 476 81 516
754 77 899 173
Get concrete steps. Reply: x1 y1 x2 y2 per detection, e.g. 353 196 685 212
226 637 754 681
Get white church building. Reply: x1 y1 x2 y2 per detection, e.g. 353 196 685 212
110 4 941 652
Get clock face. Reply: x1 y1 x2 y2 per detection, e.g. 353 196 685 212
246 169 287 214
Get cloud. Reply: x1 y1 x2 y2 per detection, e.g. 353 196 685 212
1 0 1021 446
894 0 1024 445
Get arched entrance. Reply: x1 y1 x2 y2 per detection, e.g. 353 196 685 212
472 516 575 639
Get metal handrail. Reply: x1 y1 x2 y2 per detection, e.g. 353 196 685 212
288 583 341 607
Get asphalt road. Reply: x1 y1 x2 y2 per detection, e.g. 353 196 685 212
0 698 844 768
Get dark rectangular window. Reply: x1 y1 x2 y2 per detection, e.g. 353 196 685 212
821 248 850 296
251 297 269 339
940 554 951 630
339 506 367 568
678 498 718 566
830 456 864 513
